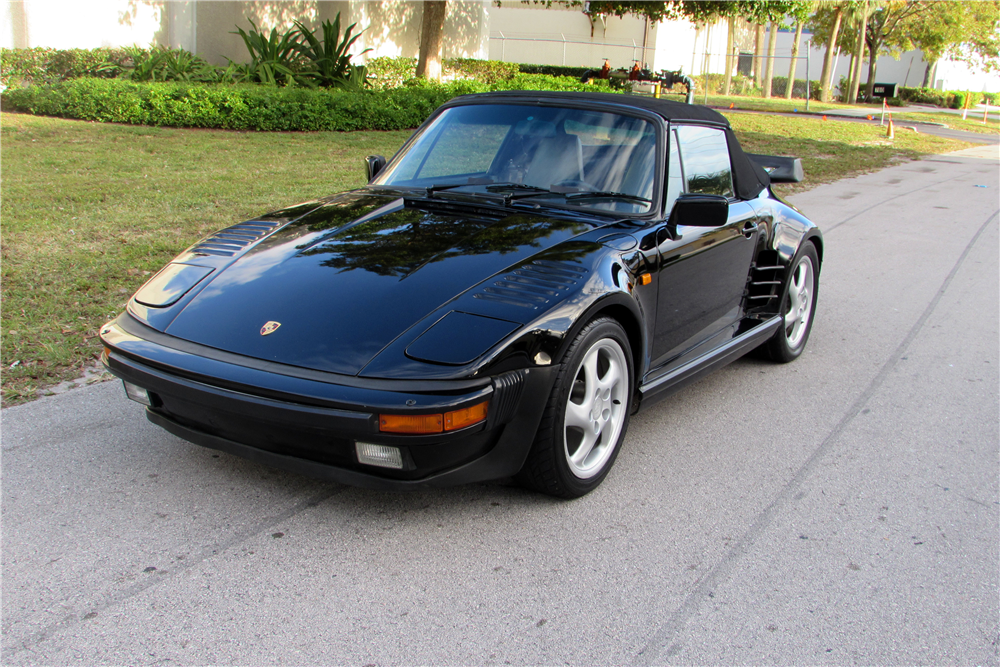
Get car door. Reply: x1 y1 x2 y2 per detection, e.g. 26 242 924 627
648 124 759 374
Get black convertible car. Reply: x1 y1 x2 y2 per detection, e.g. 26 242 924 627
101 91 822 498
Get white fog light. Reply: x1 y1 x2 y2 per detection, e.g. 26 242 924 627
355 442 403 469
122 381 151 406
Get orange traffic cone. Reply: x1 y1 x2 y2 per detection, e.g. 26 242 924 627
886 118 894 139
822 115 827 121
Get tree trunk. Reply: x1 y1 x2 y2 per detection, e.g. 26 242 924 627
763 22 778 98
724 18 735 96
819 6 843 103
416 1 447 81
845 53 855 100
785 22 802 99
921 57 937 88
848 6 868 103
753 23 765 81
864 38 879 99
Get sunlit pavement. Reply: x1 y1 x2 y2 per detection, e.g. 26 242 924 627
2 149 997 665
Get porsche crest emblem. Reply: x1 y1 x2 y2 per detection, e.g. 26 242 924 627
260 321 281 336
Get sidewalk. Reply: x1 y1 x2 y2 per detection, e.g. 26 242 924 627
818 103 999 124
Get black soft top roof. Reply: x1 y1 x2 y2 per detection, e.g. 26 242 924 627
446 91 770 201
448 90 731 125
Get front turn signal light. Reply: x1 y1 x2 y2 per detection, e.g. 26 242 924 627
379 413 443 434
444 401 488 431
379 400 489 434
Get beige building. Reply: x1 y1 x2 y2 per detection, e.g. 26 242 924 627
3 0 993 93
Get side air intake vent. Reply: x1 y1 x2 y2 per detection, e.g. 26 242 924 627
191 220 281 257
491 369 527 425
474 260 588 309
746 251 784 309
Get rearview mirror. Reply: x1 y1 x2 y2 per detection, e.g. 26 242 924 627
669 194 729 227
365 155 386 182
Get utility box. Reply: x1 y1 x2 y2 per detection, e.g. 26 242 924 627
871 83 897 98
737 52 753 77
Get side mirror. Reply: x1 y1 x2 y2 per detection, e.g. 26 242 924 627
669 193 729 227
365 155 386 182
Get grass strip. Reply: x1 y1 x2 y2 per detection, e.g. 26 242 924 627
0 111 973 404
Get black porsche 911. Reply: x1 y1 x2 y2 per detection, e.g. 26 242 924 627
100 91 822 498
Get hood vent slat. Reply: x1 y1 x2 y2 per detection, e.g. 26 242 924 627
473 260 588 310
192 220 281 257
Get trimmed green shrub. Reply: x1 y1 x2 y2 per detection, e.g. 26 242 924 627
768 75 822 100
894 86 996 109
366 56 415 89
1 47 129 85
1 74 617 131
448 58 520 84
367 56 522 90
517 64 593 79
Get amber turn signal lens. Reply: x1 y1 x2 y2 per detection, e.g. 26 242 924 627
638 273 652 286
379 400 489 434
444 401 488 431
379 413 443 434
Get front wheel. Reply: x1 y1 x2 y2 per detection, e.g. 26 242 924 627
761 243 819 363
517 318 633 498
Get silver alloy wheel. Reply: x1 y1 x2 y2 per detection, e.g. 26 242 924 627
783 254 815 349
563 337 629 479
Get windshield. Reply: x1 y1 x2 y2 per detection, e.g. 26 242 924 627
373 104 658 215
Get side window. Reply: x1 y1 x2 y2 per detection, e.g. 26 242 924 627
675 125 734 198
665 128 684 213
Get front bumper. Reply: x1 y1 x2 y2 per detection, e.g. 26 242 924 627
100 314 556 490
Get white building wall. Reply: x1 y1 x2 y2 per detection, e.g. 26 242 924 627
487 4 656 69
1 0 164 50
932 58 1000 94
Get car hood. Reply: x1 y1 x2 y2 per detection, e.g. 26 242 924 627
163 194 594 375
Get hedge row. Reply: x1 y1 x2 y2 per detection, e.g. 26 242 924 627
897 86 999 109
366 56 522 90
0 46 130 85
0 74 614 131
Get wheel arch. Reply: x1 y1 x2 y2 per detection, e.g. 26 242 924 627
553 292 645 384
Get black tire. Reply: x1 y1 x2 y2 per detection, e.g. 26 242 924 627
517 317 633 498
761 242 820 363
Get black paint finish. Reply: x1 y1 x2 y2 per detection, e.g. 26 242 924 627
102 92 822 490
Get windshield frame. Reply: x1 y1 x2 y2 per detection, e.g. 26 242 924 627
369 96 667 221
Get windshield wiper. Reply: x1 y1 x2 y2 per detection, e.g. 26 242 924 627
485 183 551 193
425 183 466 196
564 191 652 204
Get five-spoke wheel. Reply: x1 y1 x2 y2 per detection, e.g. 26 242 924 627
517 318 633 498
763 243 820 362
563 338 629 479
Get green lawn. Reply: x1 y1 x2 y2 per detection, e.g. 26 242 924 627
893 110 1000 135
0 111 973 403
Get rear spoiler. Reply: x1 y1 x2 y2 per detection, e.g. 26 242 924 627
747 153 804 183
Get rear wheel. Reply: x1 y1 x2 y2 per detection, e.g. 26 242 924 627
762 243 819 363
517 318 632 498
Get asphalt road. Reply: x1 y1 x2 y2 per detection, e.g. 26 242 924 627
727 107 1000 146
3 149 998 665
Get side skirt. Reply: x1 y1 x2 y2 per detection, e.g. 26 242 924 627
635 316 782 411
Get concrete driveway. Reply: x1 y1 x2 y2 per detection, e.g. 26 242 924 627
3 149 997 665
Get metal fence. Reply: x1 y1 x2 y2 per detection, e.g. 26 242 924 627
489 33 654 68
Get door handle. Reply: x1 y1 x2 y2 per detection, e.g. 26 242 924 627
742 221 758 238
